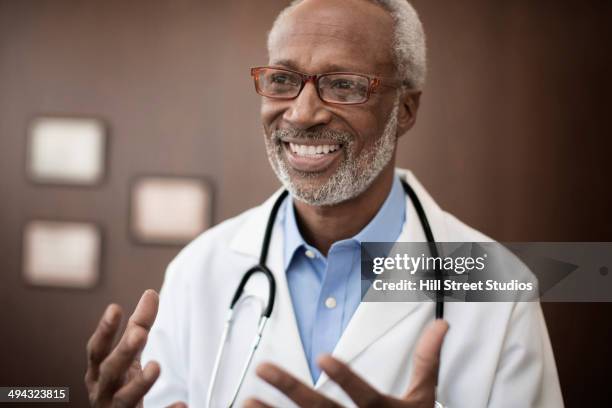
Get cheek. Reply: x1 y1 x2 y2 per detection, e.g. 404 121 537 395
343 109 386 152
360 98 398 145
260 99 286 131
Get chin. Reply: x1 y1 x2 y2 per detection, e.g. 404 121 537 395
285 169 328 192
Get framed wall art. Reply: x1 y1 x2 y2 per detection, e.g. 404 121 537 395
26 116 107 185
22 220 102 289
129 176 212 245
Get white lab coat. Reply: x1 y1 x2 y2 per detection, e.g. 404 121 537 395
142 169 564 408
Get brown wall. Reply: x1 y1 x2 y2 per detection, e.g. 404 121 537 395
0 0 610 406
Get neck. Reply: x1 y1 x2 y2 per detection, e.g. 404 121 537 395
292 164 395 256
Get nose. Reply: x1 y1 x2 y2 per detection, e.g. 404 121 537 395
282 81 333 130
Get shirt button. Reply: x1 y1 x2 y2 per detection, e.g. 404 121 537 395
324 297 337 309
305 249 316 259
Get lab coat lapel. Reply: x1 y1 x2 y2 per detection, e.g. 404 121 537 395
229 170 449 391
229 189 314 387
315 169 449 389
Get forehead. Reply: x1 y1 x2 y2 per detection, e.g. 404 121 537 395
268 0 395 75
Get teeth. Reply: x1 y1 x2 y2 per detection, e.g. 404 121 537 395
289 143 341 156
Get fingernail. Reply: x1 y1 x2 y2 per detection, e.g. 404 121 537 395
265 368 281 382
318 355 340 375
434 318 449 328
257 363 280 382
143 289 157 299
105 305 117 324
143 363 158 381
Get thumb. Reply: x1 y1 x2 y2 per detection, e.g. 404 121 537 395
165 403 187 408
404 319 449 402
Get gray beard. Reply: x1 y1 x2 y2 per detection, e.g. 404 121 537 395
264 99 399 206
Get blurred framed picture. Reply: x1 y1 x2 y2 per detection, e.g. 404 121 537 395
129 176 212 245
26 116 107 185
22 220 102 289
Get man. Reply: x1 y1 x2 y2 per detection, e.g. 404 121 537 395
85 0 563 406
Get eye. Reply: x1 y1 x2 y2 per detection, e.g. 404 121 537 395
269 73 299 86
330 79 356 90
271 74 289 84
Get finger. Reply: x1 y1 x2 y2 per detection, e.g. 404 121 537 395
111 361 160 407
97 325 149 397
124 290 159 360
318 355 385 407
243 398 273 408
165 403 188 408
85 303 123 383
97 291 159 395
404 319 449 400
125 289 159 331
256 363 339 408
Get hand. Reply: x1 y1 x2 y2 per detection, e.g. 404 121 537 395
84 290 187 408
244 319 449 408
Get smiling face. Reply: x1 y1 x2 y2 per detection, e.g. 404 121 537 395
262 0 404 206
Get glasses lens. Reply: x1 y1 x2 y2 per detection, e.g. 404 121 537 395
318 74 369 104
257 68 302 98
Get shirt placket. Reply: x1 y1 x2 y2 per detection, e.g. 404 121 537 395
309 245 351 381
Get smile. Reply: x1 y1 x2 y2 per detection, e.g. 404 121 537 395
282 141 344 173
288 142 341 156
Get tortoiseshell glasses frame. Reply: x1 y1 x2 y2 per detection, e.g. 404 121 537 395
250 66 409 105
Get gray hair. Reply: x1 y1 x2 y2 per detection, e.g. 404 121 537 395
267 0 427 90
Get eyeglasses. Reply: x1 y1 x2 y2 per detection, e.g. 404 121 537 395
250 66 408 105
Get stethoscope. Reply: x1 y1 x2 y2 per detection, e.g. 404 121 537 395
206 178 443 407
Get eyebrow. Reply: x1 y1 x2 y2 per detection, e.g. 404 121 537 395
270 59 369 74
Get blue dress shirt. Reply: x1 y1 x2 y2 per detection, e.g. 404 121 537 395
282 175 406 382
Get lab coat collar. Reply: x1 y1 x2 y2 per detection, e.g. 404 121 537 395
228 168 450 389
228 169 448 258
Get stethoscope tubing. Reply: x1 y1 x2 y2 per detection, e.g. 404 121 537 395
400 179 444 319
206 179 443 407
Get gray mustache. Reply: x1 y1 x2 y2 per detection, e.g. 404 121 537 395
272 128 352 144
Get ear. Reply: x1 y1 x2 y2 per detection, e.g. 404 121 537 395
396 90 421 138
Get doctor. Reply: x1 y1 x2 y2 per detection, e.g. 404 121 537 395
84 0 563 407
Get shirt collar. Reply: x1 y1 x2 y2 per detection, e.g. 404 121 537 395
353 175 406 244
283 175 406 269
283 196 307 269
